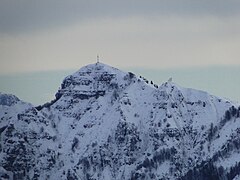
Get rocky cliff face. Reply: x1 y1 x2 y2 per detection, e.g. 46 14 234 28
1 63 240 180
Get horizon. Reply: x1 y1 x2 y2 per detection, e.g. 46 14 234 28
0 64 239 105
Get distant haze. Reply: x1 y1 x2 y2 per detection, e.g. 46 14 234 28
0 66 239 105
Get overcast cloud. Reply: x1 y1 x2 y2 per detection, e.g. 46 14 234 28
1 0 240 34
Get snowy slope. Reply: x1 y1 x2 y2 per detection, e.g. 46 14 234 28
1 63 240 180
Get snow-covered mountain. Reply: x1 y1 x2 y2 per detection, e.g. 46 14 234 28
1 63 240 180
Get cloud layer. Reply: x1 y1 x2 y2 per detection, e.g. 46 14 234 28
1 0 240 34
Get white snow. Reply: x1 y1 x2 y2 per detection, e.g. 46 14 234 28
1 62 240 180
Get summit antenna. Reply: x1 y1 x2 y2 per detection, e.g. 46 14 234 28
97 55 99 63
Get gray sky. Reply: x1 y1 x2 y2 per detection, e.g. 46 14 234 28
0 0 240 74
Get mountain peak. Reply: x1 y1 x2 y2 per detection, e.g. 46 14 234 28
55 63 131 101
69 62 127 80
74 62 122 75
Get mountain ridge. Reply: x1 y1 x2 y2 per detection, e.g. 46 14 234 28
0 63 240 180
